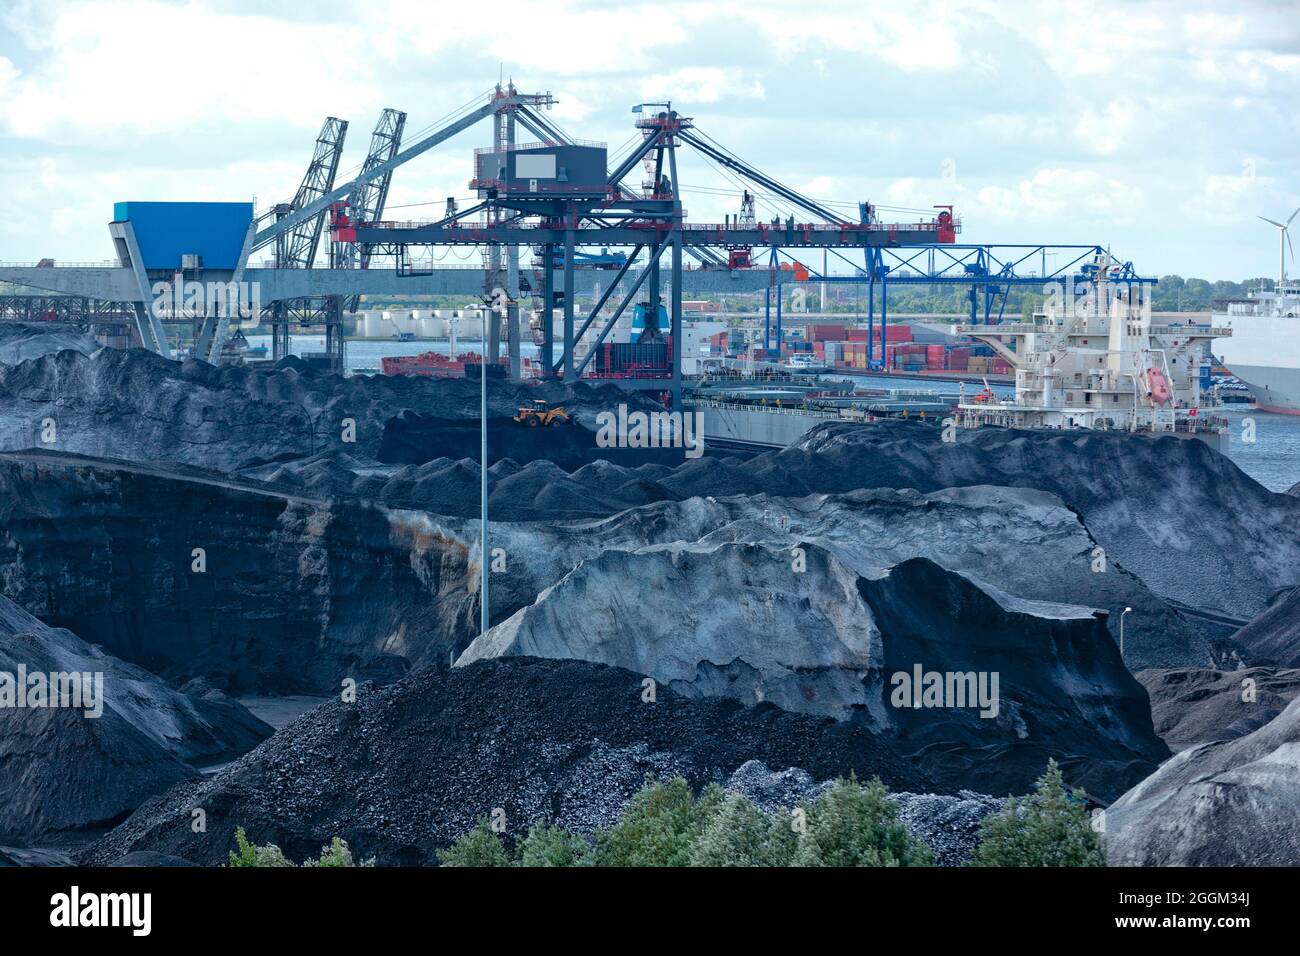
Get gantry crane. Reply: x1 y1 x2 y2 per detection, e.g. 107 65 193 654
333 109 407 313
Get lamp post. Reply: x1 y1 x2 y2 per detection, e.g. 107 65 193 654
480 305 490 638
1119 606 1133 658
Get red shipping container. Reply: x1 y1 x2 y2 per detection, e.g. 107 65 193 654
807 324 846 342
845 329 873 341
884 325 913 343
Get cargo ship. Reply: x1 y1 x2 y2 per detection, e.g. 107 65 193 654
1214 277 1300 414
381 351 485 377
954 255 1231 448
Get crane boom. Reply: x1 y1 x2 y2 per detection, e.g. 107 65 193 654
277 117 349 268
253 92 550 252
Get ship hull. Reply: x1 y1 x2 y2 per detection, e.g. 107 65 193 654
1219 364 1300 415
1216 313 1300 413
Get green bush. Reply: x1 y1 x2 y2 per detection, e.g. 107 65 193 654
968 760 1105 867
517 823 592 867
688 791 795 867
594 778 722 867
226 827 295 868
226 827 371 867
793 776 933 867
304 836 375 867
437 820 513 868
432 769 1106 868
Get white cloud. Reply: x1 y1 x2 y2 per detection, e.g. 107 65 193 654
0 1 377 138
0 0 1297 278
639 67 765 104
1073 97 1140 156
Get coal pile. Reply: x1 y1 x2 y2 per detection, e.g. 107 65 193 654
377 409 721 471
0 451 480 694
0 346 662 472
82 657 933 867
461 546 1169 801
0 324 98 365
0 597 271 845
1106 694 1300 865
459 485 1225 670
1137 666 1300 749
251 418 1300 627
1229 585 1300 667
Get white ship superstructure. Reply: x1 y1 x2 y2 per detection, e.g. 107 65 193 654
1215 280 1300 415
954 259 1230 445
1215 207 1300 413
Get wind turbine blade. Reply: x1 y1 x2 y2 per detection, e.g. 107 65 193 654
1260 216 1285 227
1288 206 1300 226
1289 229 1295 262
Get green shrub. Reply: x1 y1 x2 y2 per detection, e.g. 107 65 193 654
304 836 375 867
437 820 512 868
226 827 294 867
688 791 795 867
968 760 1105 867
793 776 933 867
517 823 592 867
594 778 721 867
226 827 372 867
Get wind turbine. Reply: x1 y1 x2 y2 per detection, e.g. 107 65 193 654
1258 207 1299 288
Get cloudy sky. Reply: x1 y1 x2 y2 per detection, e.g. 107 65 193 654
0 0 1297 279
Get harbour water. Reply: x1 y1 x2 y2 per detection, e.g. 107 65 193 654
1217 409 1300 493
254 336 1300 493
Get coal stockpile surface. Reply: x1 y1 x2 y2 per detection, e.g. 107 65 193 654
1137 665 1300 749
788 422 1300 622
377 409 723 470
1105 694 1300 866
0 451 481 694
462 550 1168 802
0 346 662 472
81 657 932 867
256 417 1300 624
0 324 98 365
1229 585 1300 666
0 597 271 845
855 557 1167 801
458 486 1225 671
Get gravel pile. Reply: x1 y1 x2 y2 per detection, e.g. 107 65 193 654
82 657 931 867
723 760 1002 866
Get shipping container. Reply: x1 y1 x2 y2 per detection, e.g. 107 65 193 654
806 324 846 342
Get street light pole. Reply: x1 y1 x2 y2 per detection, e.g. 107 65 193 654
1119 606 1133 658
480 306 490 638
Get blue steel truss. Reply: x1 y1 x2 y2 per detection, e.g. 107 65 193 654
761 243 1157 365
